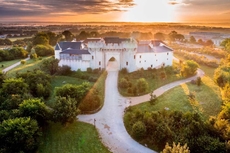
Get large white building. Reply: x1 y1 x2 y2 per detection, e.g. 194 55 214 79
54 37 173 72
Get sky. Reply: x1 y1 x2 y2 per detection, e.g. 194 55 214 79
0 0 230 23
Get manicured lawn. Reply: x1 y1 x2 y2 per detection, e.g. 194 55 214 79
0 59 22 71
38 122 111 153
130 76 222 118
119 65 182 96
174 54 216 79
6 56 52 77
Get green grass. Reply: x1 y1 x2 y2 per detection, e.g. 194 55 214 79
6 56 52 77
130 76 222 118
0 59 22 71
174 53 216 79
119 66 182 97
46 76 88 106
8 36 32 42
38 122 111 153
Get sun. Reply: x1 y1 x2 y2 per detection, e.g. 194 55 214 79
121 0 176 22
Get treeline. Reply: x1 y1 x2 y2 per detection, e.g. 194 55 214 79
0 47 28 62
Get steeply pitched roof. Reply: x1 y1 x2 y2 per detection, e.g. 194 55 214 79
137 44 173 53
55 44 60 50
60 49 90 55
58 41 82 50
83 38 102 43
103 37 130 44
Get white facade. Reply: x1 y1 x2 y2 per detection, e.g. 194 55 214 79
55 37 173 72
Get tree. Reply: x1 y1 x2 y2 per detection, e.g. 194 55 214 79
17 70 52 99
55 82 91 104
181 60 199 77
32 32 49 46
190 36 196 43
1 78 29 97
196 77 202 86
136 78 149 93
62 30 73 41
19 99 51 126
0 71 6 88
161 142 190 153
0 117 40 153
149 91 157 105
47 31 58 46
205 39 214 46
52 96 80 124
154 32 165 40
198 39 204 45
214 64 230 88
220 38 230 52
132 121 146 139
41 57 60 75
168 31 178 41
34 44 54 56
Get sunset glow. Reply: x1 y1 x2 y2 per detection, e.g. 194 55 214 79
0 0 230 23
122 0 176 22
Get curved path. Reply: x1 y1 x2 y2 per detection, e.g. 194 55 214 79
2 56 30 73
78 65 205 153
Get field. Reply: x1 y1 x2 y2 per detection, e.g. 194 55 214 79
38 122 111 153
8 36 32 42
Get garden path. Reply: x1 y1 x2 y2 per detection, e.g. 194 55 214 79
78 65 205 153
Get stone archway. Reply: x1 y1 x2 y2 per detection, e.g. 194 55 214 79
105 53 120 71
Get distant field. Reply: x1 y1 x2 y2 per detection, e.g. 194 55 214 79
38 122 111 153
0 59 22 71
8 36 32 42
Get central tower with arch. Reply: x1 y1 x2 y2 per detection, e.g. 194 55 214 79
87 37 137 72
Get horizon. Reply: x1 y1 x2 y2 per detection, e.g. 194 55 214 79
1 0 230 24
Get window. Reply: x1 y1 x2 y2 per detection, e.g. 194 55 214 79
126 62 128 66
134 55 136 59
139 61 141 63
99 61 101 65
92 56 94 60
167 58 168 60
156 60 158 62
145 60 146 62
140 55 142 58
167 53 169 55
151 65 153 68
155 54 156 56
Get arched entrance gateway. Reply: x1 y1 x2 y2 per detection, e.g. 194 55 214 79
105 52 120 71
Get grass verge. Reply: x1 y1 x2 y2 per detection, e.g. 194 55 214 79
6 56 52 77
38 121 111 153
0 59 22 71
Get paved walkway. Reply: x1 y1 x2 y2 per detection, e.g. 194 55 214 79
2 56 30 73
78 63 205 153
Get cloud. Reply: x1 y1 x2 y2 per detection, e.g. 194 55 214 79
0 0 136 18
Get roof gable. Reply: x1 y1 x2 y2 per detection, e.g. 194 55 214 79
58 41 82 50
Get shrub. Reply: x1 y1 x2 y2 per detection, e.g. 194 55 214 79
58 65 72 75
119 78 130 88
87 67 93 73
132 121 146 139
120 68 128 74
21 60 26 65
